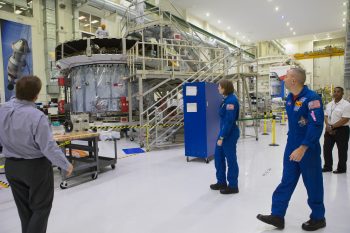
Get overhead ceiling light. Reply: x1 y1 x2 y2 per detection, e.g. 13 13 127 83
84 24 90 27
290 27 293 31
227 26 231 30
242 35 246 39
343 23 346 27
79 16 86 20
344 2 347 6
15 10 22 14
281 15 285 19
91 20 99 24
0 5 2 8
275 6 279 11
248 39 251 43
343 11 347 15
236 32 240 35
0 2 6 5
218 20 221 24
286 22 290 26
206 12 210 17
293 32 296 35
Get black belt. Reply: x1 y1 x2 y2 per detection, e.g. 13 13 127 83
6 157 25 161
6 157 45 161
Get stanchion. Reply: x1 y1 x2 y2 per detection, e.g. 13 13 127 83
146 124 150 152
262 112 269 135
280 111 286 125
269 115 279 146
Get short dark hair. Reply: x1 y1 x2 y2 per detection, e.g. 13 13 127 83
335 86 344 93
15 76 42 101
219 79 234 96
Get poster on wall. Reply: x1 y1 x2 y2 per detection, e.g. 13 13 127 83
269 66 290 98
1 20 33 101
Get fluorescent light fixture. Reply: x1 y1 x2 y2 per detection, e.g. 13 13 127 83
343 23 346 27
242 35 246 39
91 20 99 24
293 32 296 35
0 2 6 5
0 5 2 8
227 26 231 30
281 15 285 19
217 20 221 24
15 10 22 14
344 11 347 15
344 2 347 6
84 24 90 27
206 12 210 17
286 22 290 26
236 32 240 35
275 6 279 11
79 16 86 20
290 27 293 31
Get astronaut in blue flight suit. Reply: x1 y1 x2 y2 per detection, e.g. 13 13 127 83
210 79 240 195
257 68 326 231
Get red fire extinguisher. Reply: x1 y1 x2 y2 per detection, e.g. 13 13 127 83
120 97 128 113
58 100 65 114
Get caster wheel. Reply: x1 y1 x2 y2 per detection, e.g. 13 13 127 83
205 158 209 164
60 181 68 189
186 157 190 162
91 172 98 180
111 164 116 169
130 137 135 141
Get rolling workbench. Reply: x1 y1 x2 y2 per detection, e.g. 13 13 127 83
54 132 117 189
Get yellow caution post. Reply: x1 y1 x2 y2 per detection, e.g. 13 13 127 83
262 112 269 135
146 124 150 152
269 115 279 146
280 111 286 125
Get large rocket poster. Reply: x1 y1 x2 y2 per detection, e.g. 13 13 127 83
1 20 33 101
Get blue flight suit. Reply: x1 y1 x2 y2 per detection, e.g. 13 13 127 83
214 93 240 188
271 86 325 220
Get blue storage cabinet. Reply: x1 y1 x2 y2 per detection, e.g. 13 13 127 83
183 82 222 162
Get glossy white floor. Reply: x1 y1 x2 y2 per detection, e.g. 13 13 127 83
0 124 349 233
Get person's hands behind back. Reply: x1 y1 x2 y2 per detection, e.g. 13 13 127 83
66 163 73 177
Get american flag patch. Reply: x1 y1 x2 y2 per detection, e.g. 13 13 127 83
226 104 235 110
308 100 321 110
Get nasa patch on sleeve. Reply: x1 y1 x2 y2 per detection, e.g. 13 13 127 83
226 104 235 110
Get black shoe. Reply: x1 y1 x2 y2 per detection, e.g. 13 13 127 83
256 214 285 229
210 183 227 190
302 218 326 231
333 170 346 174
322 167 332 172
220 187 239 194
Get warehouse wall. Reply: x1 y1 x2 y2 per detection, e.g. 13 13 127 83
283 38 345 92
313 38 345 91
0 1 47 103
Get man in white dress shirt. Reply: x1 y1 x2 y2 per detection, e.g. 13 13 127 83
323 87 350 174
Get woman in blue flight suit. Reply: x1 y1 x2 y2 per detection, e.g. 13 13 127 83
210 79 240 194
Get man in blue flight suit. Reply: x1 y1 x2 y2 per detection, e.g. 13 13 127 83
210 79 240 195
257 68 326 231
